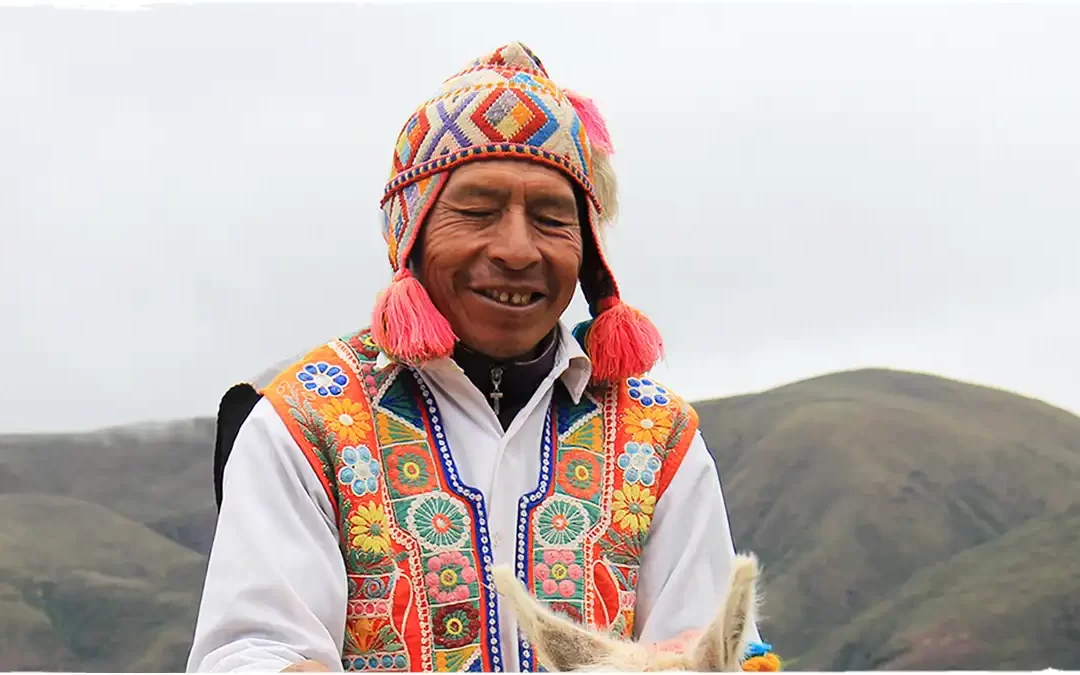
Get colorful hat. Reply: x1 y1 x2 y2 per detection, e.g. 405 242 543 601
371 42 662 384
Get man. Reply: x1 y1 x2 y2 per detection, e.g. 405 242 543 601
187 42 779 673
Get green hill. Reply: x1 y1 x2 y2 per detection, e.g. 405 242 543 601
697 368 1080 668
0 367 1077 670
0 418 216 671
699 369 1080 665
796 507 1080 670
0 418 217 553
0 494 206 672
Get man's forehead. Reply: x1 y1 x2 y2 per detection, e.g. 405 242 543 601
444 160 577 196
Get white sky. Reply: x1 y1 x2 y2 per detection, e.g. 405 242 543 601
1 2 1078 432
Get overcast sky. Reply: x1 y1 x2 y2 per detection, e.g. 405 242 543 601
1 2 1078 433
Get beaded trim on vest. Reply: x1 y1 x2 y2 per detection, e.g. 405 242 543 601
261 329 699 672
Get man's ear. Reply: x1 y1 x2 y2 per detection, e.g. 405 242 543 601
491 565 618 672
689 553 760 672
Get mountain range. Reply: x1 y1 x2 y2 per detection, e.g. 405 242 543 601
1 368 1077 671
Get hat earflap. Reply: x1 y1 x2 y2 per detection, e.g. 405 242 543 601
565 89 662 384
565 89 619 227
575 228 664 385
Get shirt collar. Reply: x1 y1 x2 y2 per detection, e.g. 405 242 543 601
552 320 592 404
379 321 593 404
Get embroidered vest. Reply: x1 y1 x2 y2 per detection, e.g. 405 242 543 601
261 329 700 672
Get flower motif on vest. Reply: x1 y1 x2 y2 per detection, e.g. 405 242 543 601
261 328 701 672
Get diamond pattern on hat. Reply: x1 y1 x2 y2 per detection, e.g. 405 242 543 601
380 42 607 277
372 42 657 384
472 89 546 144
394 109 430 170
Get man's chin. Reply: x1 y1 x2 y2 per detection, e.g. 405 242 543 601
456 330 549 362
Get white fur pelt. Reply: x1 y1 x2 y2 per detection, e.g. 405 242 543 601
491 552 761 672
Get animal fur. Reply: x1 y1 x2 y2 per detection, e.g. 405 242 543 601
491 552 761 672
592 148 619 227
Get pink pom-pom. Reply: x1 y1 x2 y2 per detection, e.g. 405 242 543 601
370 268 457 365
565 89 615 155
585 297 663 384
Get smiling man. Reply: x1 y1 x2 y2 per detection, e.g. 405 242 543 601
187 43 779 673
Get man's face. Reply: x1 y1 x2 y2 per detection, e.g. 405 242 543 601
415 159 584 360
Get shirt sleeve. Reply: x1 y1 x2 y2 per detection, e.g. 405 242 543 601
186 398 347 673
633 429 763 646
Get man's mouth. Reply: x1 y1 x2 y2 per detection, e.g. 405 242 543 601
475 288 545 308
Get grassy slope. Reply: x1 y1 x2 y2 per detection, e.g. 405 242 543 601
0 416 217 670
0 417 215 523
694 368 1080 660
0 494 206 672
0 417 218 554
796 508 1080 670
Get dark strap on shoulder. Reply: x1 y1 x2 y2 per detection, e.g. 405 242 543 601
214 383 264 511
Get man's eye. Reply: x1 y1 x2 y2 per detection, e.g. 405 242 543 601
538 217 573 228
461 209 495 218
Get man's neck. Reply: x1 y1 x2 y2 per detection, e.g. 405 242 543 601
452 330 560 431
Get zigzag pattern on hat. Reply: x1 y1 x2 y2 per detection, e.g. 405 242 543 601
373 42 662 384
381 43 599 272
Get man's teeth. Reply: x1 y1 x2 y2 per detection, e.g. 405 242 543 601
483 289 533 306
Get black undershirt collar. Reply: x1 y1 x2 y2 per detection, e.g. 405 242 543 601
452 330 560 430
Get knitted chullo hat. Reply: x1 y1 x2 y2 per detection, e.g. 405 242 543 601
372 42 662 385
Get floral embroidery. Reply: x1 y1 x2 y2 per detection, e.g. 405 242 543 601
549 601 583 623
621 405 673 446
282 393 337 484
432 602 481 649
626 377 669 407
612 484 656 533
266 330 703 674
608 613 629 638
344 547 402 576
535 495 588 547
359 331 380 352
406 493 471 551
598 529 645 566
297 361 349 397
350 502 390 554
347 616 405 658
348 616 377 651
424 550 478 603
535 550 584 599
556 449 601 500
339 445 382 496
385 444 437 496
616 442 662 487
321 398 372 445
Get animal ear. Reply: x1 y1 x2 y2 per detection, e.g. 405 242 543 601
689 553 760 672
491 565 619 671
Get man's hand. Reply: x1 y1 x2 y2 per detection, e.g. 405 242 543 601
281 659 331 672
646 629 700 655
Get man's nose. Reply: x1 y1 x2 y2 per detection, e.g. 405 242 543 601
488 207 542 271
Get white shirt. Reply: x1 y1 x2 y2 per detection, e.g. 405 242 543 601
187 322 759 672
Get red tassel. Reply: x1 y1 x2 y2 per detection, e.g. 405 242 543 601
565 89 615 155
585 297 663 384
370 268 457 365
